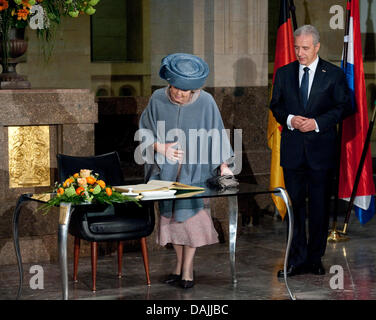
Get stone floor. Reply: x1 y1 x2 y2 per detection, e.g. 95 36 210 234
0 210 375 302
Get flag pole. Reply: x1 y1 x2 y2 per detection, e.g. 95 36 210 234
328 0 351 242
341 101 376 233
289 0 298 31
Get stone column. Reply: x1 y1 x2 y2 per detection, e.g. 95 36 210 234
203 0 271 225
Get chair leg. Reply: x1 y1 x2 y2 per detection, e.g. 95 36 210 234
140 237 151 285
117 241 123 278
73 237 80 282
91 242 97 292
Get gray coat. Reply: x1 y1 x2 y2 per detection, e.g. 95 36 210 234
139 88 233 221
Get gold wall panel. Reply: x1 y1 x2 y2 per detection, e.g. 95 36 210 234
8 126 50 188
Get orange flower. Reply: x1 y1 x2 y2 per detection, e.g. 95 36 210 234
97 180 106 189
17 8 30 20
63 178 74 188
76 187 85 196
105 187 112 196
73 173 79 178
86 176 96 185
0 0 9 11
57 188 65 196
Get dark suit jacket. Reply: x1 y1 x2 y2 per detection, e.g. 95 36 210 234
270 58 352 170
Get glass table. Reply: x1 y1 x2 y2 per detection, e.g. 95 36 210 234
12 183 294 300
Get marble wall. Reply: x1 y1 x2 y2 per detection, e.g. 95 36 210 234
0 89 97 265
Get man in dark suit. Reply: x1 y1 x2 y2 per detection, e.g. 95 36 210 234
270 25 352 277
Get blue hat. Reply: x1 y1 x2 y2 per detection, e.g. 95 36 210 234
159 53 209 90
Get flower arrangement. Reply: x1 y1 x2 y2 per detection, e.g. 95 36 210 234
39 169 139 214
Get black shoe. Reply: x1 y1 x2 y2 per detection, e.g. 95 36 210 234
277 265 305 278
180 279 195 289
309 262 325 275
163 274 181 284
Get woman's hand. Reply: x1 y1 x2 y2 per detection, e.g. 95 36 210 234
154 142 184 162
220 163 233 176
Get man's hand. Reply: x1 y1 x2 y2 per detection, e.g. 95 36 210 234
291 116 308 129
298 118 317 132
291 116 317 132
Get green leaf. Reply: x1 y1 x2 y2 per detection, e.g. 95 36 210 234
85 6 96 15
68 10 79 18
88 0 100 6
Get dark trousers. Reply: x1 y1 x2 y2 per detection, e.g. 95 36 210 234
283 165 333 267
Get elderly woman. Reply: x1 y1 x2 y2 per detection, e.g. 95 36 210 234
139 53 233 289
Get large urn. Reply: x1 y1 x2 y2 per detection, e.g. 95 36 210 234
0 27 31 89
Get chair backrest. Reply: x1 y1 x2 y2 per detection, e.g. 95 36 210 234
57 152 126 186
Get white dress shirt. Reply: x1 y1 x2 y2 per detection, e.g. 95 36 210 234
287 55 320 132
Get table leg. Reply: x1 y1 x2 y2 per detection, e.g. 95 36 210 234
274 187 296 300
12 194 32 300
228 195 238 284
58 203 73 300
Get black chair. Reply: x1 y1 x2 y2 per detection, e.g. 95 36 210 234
56 151 155 292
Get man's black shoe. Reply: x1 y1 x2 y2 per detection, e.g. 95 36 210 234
309 262 325 275
277 265 305 278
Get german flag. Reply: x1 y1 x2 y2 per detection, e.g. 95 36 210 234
267 0 296 219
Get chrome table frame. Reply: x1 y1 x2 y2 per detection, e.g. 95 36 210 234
13 187 294 300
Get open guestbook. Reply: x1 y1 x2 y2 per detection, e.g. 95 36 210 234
114 180 205 198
